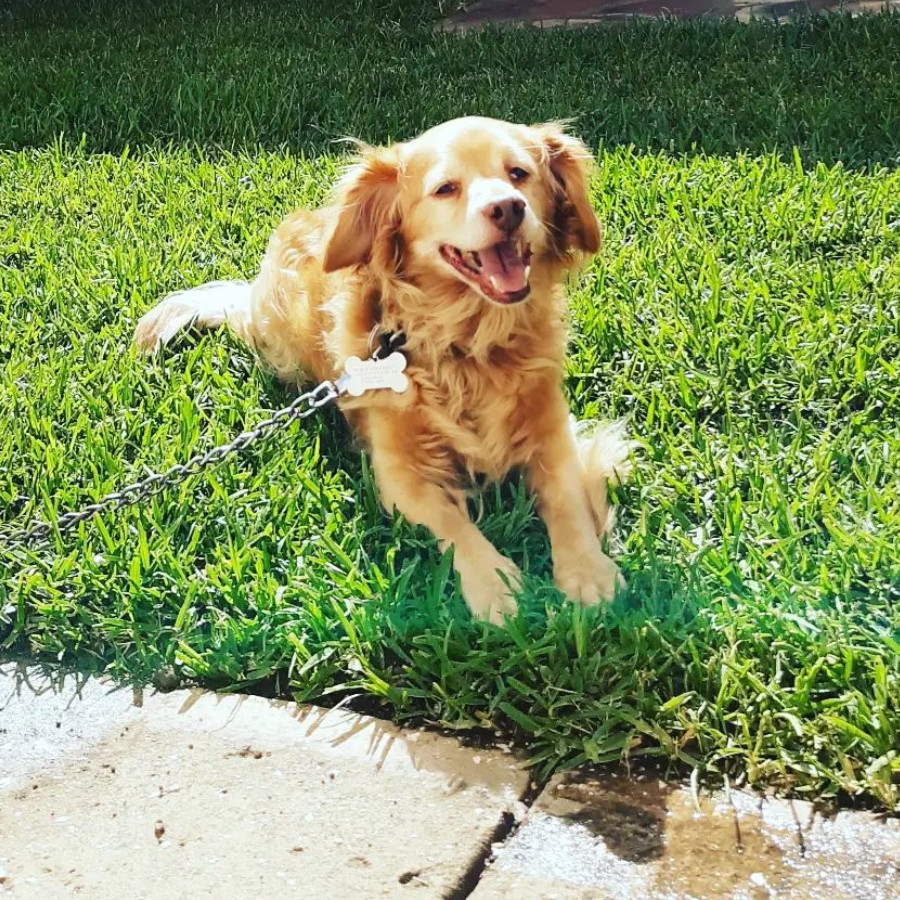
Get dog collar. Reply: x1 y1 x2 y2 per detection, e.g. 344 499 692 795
371 329 407 361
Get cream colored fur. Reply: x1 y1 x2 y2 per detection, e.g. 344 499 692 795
135 117 633 623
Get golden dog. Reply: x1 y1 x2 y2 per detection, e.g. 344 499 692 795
135 116 632 623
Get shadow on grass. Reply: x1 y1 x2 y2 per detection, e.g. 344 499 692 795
1 0 899 167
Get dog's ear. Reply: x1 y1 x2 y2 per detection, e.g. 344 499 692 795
323 145 402 273
533 123 601 255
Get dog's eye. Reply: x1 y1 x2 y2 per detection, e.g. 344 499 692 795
508 167 530 183
434 182 459 197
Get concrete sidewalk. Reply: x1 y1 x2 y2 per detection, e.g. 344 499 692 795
472 773 900 899
1 663 898 899
0 663 527 899
441 0 900 30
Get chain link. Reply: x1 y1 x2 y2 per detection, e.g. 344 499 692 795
2 379 341 551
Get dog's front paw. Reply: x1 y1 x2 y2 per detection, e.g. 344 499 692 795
457 550 521 625
554 541 624 606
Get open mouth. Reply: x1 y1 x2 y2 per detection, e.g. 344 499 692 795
439 238 532 305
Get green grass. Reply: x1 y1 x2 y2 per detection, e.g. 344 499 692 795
1 0 899 812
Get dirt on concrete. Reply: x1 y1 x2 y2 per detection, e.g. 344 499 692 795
471 772 900 899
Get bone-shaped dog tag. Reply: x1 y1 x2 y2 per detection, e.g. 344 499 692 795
338 351 409 397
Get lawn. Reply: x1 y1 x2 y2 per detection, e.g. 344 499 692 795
1 0 899 812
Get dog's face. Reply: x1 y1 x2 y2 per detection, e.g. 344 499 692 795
322 117 601 307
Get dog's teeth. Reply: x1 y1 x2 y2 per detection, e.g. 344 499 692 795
489 276 500 291
471 251 482 269
524 265 531 281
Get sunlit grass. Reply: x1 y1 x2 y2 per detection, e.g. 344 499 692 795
1 0 898 811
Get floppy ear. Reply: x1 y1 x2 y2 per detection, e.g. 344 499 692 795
533 123 601 255
322 145 402 273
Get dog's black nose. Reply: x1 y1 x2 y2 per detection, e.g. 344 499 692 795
485 198 525 234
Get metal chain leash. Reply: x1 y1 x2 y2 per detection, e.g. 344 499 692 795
3 379 341 551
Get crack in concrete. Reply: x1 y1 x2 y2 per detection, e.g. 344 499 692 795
447 778 546 899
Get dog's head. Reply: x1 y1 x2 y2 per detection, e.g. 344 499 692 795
322 117 601 307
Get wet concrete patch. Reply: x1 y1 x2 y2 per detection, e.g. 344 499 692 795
471 772 900 899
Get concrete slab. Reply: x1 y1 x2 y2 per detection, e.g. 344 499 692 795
440 0 900 30
471 771 900 900
0 663 529 900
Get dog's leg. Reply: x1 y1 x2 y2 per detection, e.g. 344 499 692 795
135 212 330 384
527 406 629 605
134 281 252 353
368 414 521 624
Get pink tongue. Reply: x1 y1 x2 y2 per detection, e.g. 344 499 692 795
480 241 527 293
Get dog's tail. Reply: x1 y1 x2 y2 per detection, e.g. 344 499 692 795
570 417 635 537
134 280 252 353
